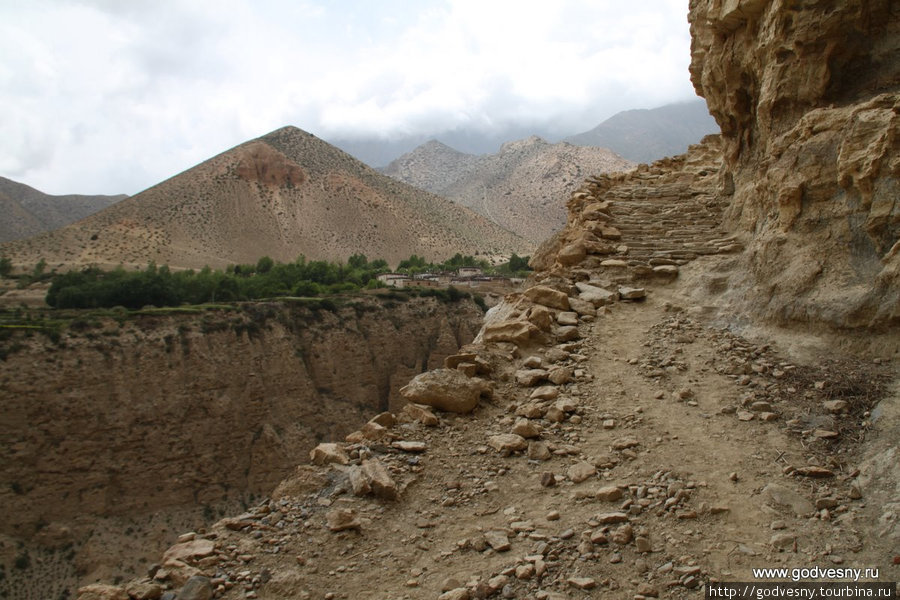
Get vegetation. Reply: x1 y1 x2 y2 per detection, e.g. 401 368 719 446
0 257 11 278
35 251 528 310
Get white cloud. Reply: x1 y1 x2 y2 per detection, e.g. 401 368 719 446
0 0 699 194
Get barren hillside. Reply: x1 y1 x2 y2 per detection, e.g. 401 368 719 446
0 127 528 271
0 176 125 243
383 137 634 244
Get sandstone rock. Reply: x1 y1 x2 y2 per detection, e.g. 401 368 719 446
347 466 371 497
770 533 797 550
548 366 574 385
794 466 835 478
438 589 470 600
76 585 129 600
484 530 511 552
369 411 396 428
362 458 399 500
488 434 528 455
635 536 653 553
401 403 439 426
575 282 618 306
618 286 646 300
567 461 597 483
557 311 579 326
611 523 634 545
178 577 213 600
524 285 570 310
527 305 554 331
558 242 587 266
528 441 552 461
601 259 628 268
482 319 541 344
567 577 597 590
596 512 629 524
516 369 549 386
444 352 478 370
523 355 543 368
309 443 349 466
125 581 162 600
326 508 361 532
568 296 597 316
823 400 849 413
392 440 427 453
596 486 624 501
545 406 565 423
556 326 580 342
530 385 559 400
652 265 679 277
162 539 215 564
512 418 541 439
516 402 546 418
400 369 492 414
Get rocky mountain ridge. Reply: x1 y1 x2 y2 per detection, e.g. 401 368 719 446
0 127 528 271
383 136 634 244
0 176 126 243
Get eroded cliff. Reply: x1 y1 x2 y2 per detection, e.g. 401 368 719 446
688 0 899 327
0 295 482 592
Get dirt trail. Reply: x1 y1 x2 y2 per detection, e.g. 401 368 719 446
127 281 896 600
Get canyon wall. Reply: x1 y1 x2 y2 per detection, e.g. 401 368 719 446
688 0 899 327
0 295 481 584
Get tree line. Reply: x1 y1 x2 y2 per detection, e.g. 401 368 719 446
34 253 531 310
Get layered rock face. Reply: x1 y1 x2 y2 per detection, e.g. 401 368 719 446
689 0 899 327
0 296 481 584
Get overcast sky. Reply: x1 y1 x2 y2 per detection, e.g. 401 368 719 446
0 0 699 195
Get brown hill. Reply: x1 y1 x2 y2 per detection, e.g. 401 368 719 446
383 136 634 244
0 127 528 271
0 176 125 243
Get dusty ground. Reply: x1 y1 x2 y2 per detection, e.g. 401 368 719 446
132 280 898 600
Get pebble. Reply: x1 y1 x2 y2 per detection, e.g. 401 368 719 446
567 577 597 590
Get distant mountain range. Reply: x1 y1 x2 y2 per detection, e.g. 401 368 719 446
564 100 719 164
0 177 125 243
331 99 719 168
383 137 634 243
0 127 527 271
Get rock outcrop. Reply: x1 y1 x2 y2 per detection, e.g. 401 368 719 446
688 0 899 327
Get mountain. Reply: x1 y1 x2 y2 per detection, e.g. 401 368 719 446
565 99 720 164
0 127 528 270
0 177 125 243
383 136 634 244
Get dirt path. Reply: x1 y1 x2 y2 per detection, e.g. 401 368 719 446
93 282 898 600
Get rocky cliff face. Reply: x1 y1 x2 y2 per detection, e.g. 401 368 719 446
0 296 482 587
688 0 899 327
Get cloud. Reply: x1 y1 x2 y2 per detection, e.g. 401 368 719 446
0 0 699 194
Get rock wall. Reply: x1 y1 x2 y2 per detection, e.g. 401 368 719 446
0 296 481 584
688 0 899 327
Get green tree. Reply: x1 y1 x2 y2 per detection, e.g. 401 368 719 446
0 257 12 278
256 256 274 274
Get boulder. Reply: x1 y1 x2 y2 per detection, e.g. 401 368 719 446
162 539 215 564
178 577 213 600
488 434 528 455
482 319 541 344
326 508 361 532
76 585 129 600
400 369 492 414
362 458 399 500
401 403 439 426
309 443 349 466
526 305 554 331
557 242 587 266
618 286 647 300
516 368 548 386
575 282 618 306
523 285 570 310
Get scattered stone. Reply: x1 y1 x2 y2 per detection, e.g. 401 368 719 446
568 296 597 316
567 577 597 590
484 531 511 552
611 524 634 544
737 411 755 421
770 533 797 550
576 282 619 306
523 355 543 368
362 458 399 500
400 369 492 413
326 508 361 532
794 466 835 478
595 486 624 501
488 434 528 455
849 483 863 499
815 497 838 510
438 589 470 600
558 242 587 266
812 429 839 439
635 536 653 553
515 564 535 580
567 461 597 483
540 472 557 487
369 411 396 427
557 311 579 326
530 386 559 401
596 512 629 524
401 403 439 426
516 368 549 386
347 466 371 497
528 441 552 461
544 406 565 422
618 286 646 300
178 577 213 600
556 326 581 342
512 419 542 439
392 440 427 453
612 437 640 450
309 443 349 466
482 320 541 345
548 366 574 385
602 419 616 429
125 581 162 600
